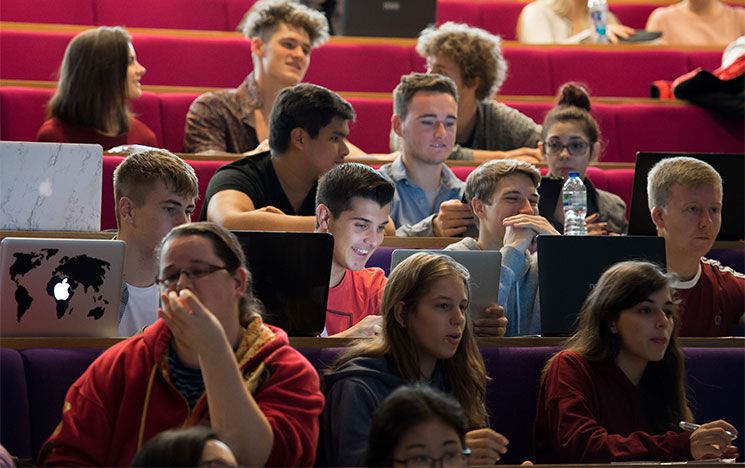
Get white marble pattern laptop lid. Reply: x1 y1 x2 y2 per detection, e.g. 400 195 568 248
0 141 102 231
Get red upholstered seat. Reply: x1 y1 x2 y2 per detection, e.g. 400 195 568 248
480 2 529 40
130 92 164 147
548 48 690 98
685 49 724 72
0 30 73 82
501 47 553 96
96 0 229 30
158 92 201 153
132 34 252 88
0 0 94 24
225 0 260 31
346 97 394 154
436 0 483 30
307 42 416 93
608 3 659 29
0 87 53 142
615 104 745 160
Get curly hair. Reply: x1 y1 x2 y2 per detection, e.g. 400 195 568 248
241 0 329 48
416 22 508 100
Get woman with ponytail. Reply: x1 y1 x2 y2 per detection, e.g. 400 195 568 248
537 82 628 235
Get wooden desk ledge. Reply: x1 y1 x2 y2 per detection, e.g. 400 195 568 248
1 336 742 350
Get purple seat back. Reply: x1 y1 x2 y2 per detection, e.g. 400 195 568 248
21 348 104 462
0 349 31 459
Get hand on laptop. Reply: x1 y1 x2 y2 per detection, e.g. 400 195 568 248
503 214 559 252
473 304 507 337
433 200 475 237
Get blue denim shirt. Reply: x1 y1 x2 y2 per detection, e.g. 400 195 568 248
378 154 464 237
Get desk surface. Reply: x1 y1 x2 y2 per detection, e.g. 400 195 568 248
1 336 742 350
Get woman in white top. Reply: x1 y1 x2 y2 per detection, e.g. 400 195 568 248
517 0 634 43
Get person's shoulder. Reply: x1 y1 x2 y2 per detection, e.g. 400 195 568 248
36 117 66 141
444 237 479 251
351 267 387 284
648 3 678 22
521 0 553 17
701 258 745 284
546 350 592 376
217 150 272 173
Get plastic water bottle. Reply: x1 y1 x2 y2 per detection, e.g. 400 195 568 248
562 172 587 235
588 0 610 44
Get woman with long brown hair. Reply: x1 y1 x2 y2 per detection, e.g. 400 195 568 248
37 26 157 149
534 261 738 462
320 252 508 466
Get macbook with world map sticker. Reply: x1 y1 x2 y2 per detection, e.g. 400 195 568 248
0 237 124 337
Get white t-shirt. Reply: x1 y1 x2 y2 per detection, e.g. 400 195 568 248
118 282 159 336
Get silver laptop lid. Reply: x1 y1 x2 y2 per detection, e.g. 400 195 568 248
0 141 102 231
0 237 124 337
390 249 501 321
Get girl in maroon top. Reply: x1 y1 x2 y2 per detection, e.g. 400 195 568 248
36 26 157 149
534 260 739 462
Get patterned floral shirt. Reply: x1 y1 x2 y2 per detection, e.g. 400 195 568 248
183 73 262 154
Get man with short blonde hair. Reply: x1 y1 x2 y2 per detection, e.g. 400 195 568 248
647 156 744 336
114 149 198 335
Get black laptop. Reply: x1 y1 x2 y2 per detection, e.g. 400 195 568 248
537 235 666 337
627 152 744 241
339 0 437 37
233 231 333 337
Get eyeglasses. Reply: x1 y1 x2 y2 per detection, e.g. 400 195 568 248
155 264 229 290
544 139 590 157
393 448 471 468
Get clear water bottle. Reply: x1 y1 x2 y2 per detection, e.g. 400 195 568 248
588 0 610 44
563 172 587 235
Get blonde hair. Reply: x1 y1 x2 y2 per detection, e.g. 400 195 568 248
241 0 329 47
465 159 541 204
646 157 722 211
417 22 508 100
329 253 489 428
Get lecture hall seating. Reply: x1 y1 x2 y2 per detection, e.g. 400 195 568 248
0 28 726 96
2 86 742 162
1 343 742 463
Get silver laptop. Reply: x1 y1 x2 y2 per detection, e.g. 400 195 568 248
390 249 501 321
0 237 124 337
0 141 102 231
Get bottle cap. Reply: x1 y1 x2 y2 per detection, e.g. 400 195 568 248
568 171 580 178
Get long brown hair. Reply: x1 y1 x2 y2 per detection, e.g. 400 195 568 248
329 253 489 428
47 26 132 135
544 261 693 432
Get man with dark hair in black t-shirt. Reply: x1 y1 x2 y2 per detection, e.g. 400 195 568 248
201 83 357 232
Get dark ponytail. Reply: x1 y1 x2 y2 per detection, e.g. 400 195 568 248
541 82 600 148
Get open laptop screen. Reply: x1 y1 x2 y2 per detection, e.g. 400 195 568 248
233 231 333 337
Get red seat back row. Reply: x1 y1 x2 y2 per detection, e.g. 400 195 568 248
2 86 742 161
0 29 724 96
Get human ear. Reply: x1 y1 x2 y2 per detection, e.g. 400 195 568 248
119 197 136 226
609 321 618 333
471 197 485 219
234 267 248 297
251 36 265 57
391 115 403 138
290 127 305 150
393 301 407 328
590 141 601 162
316 204 331 232
651 206 666 232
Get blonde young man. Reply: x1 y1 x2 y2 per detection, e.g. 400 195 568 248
114 149 198 336
416 22 543 164
184 0 329 155
446 159 559 336
647 156 745 336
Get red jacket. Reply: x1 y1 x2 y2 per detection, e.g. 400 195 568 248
534 350 691 463
39 318 324 466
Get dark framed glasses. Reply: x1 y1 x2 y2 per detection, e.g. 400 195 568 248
155 264 228 290
544 139 590 157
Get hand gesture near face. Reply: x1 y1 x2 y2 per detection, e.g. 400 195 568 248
159 289 227 356
503 214 560 252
